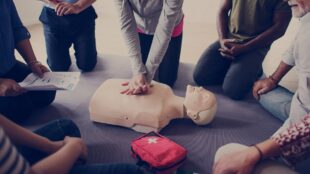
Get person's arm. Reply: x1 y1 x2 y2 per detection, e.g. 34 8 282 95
0 115 62 154
213 139 281 174
16 39 49 78
144 0 184 82
10 0 48 77
31 137 87 174
217 0 232 47
115 0 149 95
0 115 87 174
252 61 293 99
220 11 292 58
242 12 292 52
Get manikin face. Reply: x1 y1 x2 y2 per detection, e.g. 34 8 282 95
184 85 217 125
286 0 310 17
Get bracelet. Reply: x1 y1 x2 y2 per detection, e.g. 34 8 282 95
268 75 279 84
252 144 264 162
28 60 41 66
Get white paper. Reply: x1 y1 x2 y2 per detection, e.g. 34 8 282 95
19 72 80 91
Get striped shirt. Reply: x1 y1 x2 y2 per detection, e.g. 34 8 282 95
0 128 29 174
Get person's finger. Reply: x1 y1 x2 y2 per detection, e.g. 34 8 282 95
220 51 235 60
59 5 68 16
126 88 134 95
55 4 64 16
141 85 148 93
57 4 68 16
120 88 129 94
252 84 260 100
133 86 144 95
225 38 237 43
257 87 269 95
121 82 129 86
41 65 50 73
64 7 72 15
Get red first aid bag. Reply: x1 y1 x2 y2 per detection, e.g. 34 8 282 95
131 132 187 174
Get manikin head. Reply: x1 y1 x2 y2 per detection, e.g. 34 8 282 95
285 0 310 17
183 85 217 125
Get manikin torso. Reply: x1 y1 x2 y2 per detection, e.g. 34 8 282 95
89 79 217 133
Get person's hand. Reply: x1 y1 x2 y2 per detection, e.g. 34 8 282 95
213 147 260 174
219 38 236 50
55 2 82 16
219 39 248 59
0 79 26 97
253 77 278 100
120 74 150 95
28 61 49 78
64 136 88 163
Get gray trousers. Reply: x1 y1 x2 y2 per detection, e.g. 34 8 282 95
193 41 270 100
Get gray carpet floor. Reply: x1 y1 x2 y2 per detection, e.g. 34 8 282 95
24 55 282 174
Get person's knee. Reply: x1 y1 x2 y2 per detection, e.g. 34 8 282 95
76 54 97 72
48 58 71 71
193 66 205 86
222 85 246 100
41 91 56 107
57 119 81 138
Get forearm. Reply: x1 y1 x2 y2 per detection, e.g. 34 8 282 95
74 0 96 13
31 143 80 174
244 12 291 51
16 39 38 65
0 115 55 153
115 0 146 75
217 0 231 40
217 10 229 40
270 61 293 83
255 139 282 160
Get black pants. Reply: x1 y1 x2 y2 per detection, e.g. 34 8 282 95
139 33 182 87
193 41 269 100
0 61 56 122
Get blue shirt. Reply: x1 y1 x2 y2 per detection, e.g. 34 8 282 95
0 0 30 76
39 0 97 29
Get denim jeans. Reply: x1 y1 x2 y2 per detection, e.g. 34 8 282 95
139 33 183 87
259 85 293 122
43 22 97 72
0 61 56 123
193 41 269 100
19 119 144 174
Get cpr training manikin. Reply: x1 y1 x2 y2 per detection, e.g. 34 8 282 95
89 79 217 133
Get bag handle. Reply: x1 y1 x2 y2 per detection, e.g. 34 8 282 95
134 131 164 141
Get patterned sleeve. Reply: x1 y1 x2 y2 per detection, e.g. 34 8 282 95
0 128 30 174
271 115 310 166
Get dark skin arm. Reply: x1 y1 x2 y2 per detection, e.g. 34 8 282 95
220 9 292 58
217 0 232 49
